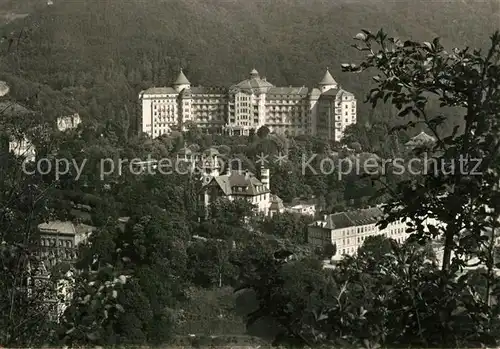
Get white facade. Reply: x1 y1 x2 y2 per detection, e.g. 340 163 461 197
9 136 35 162
33 221 95 322
57 113 81 132
308 207 442 258
139 68 356 140
38 221 95 268
201 167 272 216
197 148 279 217
285 204 316 216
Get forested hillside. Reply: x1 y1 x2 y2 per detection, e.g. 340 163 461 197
0 0 498 134
1 2 500 346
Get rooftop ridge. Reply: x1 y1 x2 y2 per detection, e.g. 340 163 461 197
319 207 384 230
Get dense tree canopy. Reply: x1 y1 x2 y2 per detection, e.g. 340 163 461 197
0 0 499 346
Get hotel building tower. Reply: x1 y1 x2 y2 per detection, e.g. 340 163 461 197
139 68 356 141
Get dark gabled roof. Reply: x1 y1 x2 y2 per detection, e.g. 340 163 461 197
405 131 436 146
319 88 355 99
320 88 339 98
190 86 228 94
320 207 384 230
205 170 269 196
325 213 353 229
349 207 384 225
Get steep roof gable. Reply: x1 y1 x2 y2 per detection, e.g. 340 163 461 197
174 69 190 85
405 131 436 146
319 69 337 86
322 207 384 230
203 170 269 196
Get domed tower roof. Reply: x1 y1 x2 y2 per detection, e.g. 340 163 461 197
319 68 337 86
250 68 259 79
231 68 274 94
173 68 190 86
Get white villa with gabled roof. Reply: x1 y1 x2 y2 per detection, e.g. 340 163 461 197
405 131 436 149
196 147 284 217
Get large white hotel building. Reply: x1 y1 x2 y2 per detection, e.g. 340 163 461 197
139 68 357 141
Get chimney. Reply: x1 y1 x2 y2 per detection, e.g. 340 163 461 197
244 169 250 180
225 165 231 176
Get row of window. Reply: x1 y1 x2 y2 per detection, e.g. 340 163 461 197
154 129 170 136
342 224 378 236
154 104 175 109
42 250 77 261
41 238 74 248
151 124 315 135
340 230 407 246
248 193 269 203
152 112 326 122
340 237 405 255
150 98 355 106
195 116 224 121
152 106 354 115
192 105 225 109
193 99 225 103
340 224 406 237
154 112 176 117
151 99 176 103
